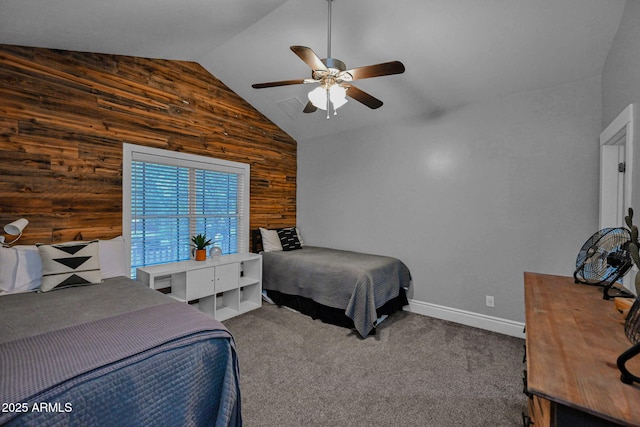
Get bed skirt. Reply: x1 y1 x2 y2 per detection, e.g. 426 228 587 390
265 287 409 335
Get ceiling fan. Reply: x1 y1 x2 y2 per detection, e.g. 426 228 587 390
251 0 405 119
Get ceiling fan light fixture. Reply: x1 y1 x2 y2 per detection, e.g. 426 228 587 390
251 0 405 118
308 84 348 111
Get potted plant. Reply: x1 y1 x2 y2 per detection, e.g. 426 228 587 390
191 233 212 261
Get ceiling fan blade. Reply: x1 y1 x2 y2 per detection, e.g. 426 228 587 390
252 79 308 89
346 61 405 80
344 85 383 109
303 101 317 114
291 46 328 72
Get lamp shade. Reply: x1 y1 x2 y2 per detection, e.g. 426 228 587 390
329 85 348 109
4 218 28 236
308 85 348 111
308 86 328 110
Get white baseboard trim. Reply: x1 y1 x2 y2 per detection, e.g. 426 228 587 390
407 299 525 339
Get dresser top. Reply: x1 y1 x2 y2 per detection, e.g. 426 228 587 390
524 272 640 426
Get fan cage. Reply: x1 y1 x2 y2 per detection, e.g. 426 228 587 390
574 227 632 286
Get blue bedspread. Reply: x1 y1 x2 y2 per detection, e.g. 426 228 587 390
0 292 241 426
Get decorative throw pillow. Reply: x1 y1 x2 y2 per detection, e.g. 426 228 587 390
259 227 283 252
277 227 302 251
37 240 102 292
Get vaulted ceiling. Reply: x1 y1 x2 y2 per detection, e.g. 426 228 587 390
0 0 627 141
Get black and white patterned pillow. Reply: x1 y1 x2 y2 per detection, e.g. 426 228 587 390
37 240 102 292
277 228 302 251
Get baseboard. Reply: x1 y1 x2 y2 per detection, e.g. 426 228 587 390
406 299 526 339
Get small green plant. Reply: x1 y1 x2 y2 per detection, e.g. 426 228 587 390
191 233 212 250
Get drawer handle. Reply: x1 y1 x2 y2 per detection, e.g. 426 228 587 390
521 411 534 426
522 370 532 398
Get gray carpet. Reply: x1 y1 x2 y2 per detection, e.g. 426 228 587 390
223 303 527 426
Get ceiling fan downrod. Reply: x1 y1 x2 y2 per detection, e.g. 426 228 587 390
326 0 333 120
327 0 333 59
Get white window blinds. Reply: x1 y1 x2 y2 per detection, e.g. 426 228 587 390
123 144 249 277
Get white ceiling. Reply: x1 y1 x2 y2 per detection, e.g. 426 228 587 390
0 0 627 141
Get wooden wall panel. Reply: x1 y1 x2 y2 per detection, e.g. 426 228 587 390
0 44 297 244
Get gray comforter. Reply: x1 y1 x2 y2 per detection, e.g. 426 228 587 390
0 277 241 427
262 246 411 337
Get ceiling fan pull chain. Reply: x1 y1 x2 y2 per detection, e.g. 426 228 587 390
326 86 331 119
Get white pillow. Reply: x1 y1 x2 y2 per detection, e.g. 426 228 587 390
0 246 19 292
259 227 283 252
295 228 304 247
13 245 43 293
99 236 129 279
0 237 130 294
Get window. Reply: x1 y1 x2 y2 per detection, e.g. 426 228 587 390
123 144 249 277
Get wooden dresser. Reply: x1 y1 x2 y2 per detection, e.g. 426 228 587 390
524 272 640 426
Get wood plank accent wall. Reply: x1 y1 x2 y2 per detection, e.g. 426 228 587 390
0 44 296 244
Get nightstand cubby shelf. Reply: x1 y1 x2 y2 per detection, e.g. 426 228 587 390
136 253 262 322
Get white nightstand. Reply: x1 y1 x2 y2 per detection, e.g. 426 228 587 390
136 253 262 321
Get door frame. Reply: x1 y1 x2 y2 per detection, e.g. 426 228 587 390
600 104 636 292
600 104 634 229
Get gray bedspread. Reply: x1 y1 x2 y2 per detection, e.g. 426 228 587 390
262 246 411 337
0 277 241 426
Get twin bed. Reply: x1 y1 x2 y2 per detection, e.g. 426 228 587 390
253 229 412 337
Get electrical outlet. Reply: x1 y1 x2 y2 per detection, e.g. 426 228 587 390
486 295 494 307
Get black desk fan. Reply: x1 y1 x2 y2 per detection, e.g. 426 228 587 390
573 211 638 300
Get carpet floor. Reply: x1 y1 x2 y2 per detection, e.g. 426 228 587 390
223 303 527 427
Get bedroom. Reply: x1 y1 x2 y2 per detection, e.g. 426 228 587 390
1 0 640 425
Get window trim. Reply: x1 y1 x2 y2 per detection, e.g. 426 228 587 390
122 143 250 275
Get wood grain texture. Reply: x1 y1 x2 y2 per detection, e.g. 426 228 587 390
524 272 640 426
528 395 551 427
0 44 297 244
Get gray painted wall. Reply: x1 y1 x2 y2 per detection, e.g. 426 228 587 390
602 0 640 129
601 0 640 294
297 76 601 323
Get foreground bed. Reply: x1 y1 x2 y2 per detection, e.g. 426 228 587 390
254 230 411 337
0 276 241 427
